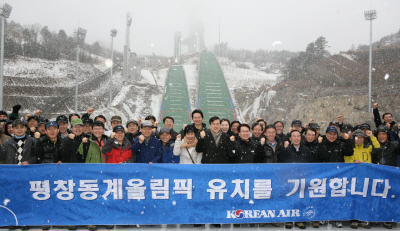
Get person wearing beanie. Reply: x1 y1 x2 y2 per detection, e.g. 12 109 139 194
0 120 40 165
0 110 8 119
8 105 21 120
102 125 134 164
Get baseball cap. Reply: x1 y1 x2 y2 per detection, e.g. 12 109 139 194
141 120 153 128
159 127 171 134
325 126 338 134
71 118 83 127
45 121 59 129
56 115 68 124
291 120 302 127
113 125 125 133
111 115 122 122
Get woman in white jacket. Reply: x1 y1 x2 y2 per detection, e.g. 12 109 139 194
173 125 202 164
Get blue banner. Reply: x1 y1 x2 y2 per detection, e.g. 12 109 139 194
0 163 399 226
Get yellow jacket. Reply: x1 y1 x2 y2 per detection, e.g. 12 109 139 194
344 136 380 163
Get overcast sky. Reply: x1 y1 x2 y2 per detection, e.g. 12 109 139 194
5 0 400 57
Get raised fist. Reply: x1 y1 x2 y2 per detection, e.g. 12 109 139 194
260 137 266 145
137 118 142 125
138 135 145 144
34 132 40 139
337 115 343 123
154 121 160 127
386 123 391 129
30 127 36 132
318 136 323 143
68 134 75 139
125 128 128 132
87 108 94 115
366 130 373 137
230 136 235 141
200 130 206 139
309 119 314 123
183 124 187 130
373 103 378 109
176 134 181 140
35 110 42 116
82 137 89 143
284 141 289 148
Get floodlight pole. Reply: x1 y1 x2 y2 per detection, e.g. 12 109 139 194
0 3 12 110
364 10 376 112
75 27 87 113
109 29 117 109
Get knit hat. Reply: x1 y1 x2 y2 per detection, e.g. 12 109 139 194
0 110 8 117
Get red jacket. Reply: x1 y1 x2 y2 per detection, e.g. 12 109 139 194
102 138 132 163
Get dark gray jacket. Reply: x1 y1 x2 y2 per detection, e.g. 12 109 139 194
0 137 40 164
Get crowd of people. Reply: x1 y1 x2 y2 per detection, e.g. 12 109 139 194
0 103 399 230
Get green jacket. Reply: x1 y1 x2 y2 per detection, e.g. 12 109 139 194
77 140 103 163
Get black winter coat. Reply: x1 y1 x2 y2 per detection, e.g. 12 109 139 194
35 135 62 163
60 134 85 163
316 138 354 163
180 123 208 140
196 130 230 164
279 143 313 163
304 140 319 162
372 141 400 167
262 138 283 163
228 139 264 163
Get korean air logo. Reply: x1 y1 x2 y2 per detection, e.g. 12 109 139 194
302 206 316 219
235 209 244 219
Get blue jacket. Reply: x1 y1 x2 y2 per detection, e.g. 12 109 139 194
162 140 179 164
132 135 163 163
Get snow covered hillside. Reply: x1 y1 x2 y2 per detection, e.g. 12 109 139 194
3 53 281 130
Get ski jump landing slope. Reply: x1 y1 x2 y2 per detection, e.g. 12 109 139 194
198 51 237 121
160 65 191 130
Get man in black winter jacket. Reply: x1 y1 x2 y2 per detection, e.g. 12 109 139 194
316 126 353 163
228 124 264 163
373 125 400 167
196 116 230 164
303 128 320 162
280 130 313 163
60 118 86 163
35 121 62 164
373 103 398 142
180 109 208 140
261 125 282 163
280 129 312 229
